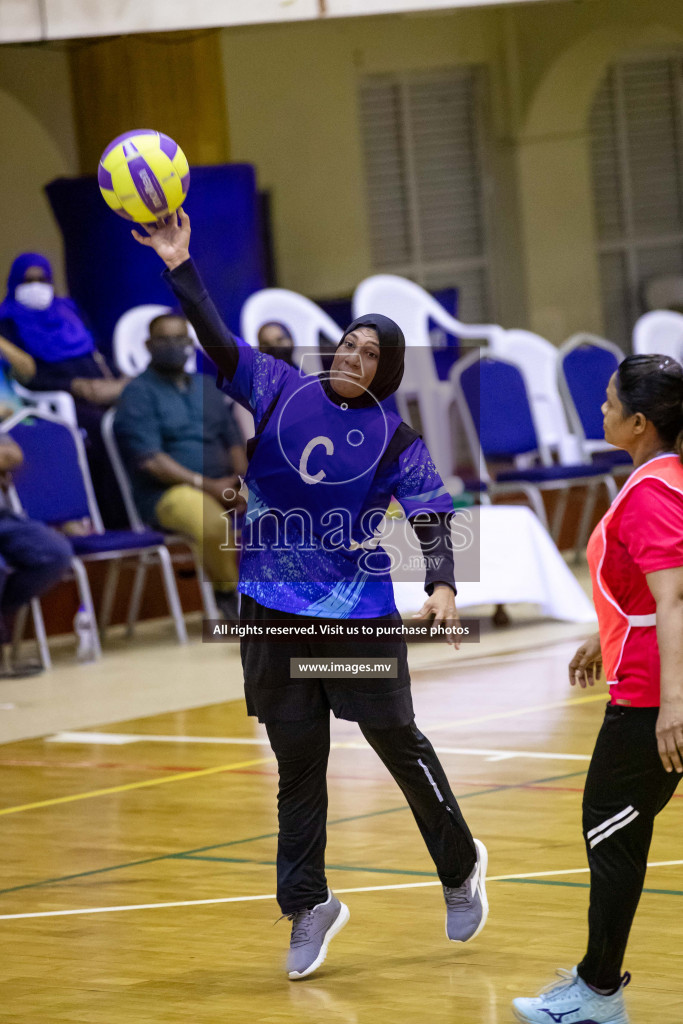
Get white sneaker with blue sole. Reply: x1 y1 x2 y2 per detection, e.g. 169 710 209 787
512 966 631 1023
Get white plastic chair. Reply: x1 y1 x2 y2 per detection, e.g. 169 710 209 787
632 310 683 363
489 329 582 465
240 289 343 376
12 381 78 427
353 274 504 482
113 304 198 377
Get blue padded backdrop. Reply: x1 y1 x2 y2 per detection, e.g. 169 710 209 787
45 164 266 356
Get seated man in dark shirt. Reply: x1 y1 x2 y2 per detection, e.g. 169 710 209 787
114 313 247 620
0 435 72 675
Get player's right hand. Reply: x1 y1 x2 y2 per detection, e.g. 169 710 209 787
568 632 602 688
131 208 191 270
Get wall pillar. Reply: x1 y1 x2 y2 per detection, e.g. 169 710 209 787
515 130 602 342
69 30 230 173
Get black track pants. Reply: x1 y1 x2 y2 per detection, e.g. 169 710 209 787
265 717 477 915
577 705 681 991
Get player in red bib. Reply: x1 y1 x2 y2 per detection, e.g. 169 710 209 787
513 354 683 1024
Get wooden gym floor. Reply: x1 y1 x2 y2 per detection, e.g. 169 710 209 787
1 617 681 1023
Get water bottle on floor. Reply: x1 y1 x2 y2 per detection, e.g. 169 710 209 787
74 605 97 662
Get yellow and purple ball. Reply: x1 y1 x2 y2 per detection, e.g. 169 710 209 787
98 130 190 223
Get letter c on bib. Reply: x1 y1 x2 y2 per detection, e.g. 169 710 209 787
299 436 334 484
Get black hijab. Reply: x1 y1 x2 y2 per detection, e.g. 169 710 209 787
321 313 405 408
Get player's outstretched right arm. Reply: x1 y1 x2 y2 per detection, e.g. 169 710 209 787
132 209 239 380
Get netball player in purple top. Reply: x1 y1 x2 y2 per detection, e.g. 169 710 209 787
133 209 488 980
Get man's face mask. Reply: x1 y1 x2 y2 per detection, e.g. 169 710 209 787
262 341 294 365
15 282 54 311
149 337 194 370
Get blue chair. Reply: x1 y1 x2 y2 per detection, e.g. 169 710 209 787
0 408 188 658
557 334 631 472
100 407 220 624
451 350 617 553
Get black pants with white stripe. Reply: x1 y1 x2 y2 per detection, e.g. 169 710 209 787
577 705 681 991
265 717 477 915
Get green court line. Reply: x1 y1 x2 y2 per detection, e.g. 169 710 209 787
0 769 588 897
181 854 436 877
639 887 683 897
175 857 683 895
0 854 180 897
501 878 683 897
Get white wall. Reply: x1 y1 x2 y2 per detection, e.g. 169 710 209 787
221 12 502 303
0 0 570 43
220 1 683 341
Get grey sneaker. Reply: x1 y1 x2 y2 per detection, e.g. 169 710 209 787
286 890 350 980
443 837 488 942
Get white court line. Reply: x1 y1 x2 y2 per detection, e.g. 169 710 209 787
46 732 265 747
335 742 589 763
45 732 590 763
2 861 682 922
416 642 587 671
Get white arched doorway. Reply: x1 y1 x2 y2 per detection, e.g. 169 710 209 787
589 53 683 346
515 21 683 344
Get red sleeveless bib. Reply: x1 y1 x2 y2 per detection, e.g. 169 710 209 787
587 454 683 706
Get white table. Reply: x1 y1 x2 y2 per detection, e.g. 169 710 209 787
391 504 596 624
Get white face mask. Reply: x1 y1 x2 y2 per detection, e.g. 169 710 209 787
15 282 54 311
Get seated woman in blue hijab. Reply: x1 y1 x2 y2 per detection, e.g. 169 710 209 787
0 253 128 525
0 253 126 404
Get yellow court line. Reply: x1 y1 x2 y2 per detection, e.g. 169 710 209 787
0 756 277 818
3 697 603 813
427 692 607 732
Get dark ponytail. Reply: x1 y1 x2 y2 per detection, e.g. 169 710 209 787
616 354 683 465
